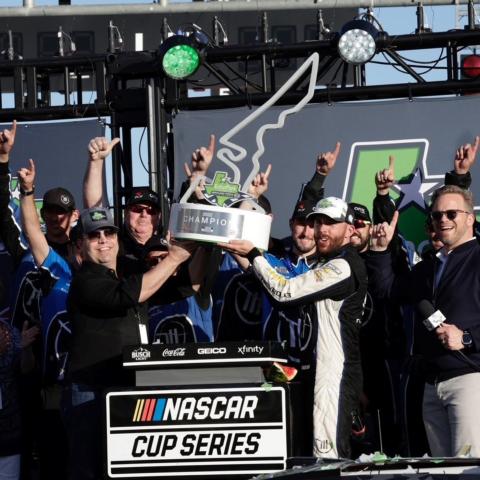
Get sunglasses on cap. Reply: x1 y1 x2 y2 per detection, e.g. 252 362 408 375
353 219 371 229
129 204 159 215
430 209 471 222
86 228 117 241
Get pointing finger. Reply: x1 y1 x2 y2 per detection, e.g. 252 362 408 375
388 155 395 170
264 163 272 179
208 134 216 155
333 141 341 157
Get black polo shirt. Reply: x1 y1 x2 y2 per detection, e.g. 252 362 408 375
66 261 145 388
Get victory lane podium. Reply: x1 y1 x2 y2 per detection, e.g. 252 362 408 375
105 341 300 479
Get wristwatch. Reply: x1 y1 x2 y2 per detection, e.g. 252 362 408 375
461 330 473 348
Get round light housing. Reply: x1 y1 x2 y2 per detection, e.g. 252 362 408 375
338 20 379 65
462 54 480 78
158 35 201 80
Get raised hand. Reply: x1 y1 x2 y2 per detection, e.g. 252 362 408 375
375 155 395 195
370 210 399 251
17 158 36 191
88 137 121 162
185 134 216 179
0 120 17 160
454 136 479 175
248 164 272 199
316 142 341 176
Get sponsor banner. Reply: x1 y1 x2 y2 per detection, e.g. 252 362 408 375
173 95 480 244
123 341 287 368
106 386 287 477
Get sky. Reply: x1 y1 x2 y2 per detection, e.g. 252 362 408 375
0 1 471 189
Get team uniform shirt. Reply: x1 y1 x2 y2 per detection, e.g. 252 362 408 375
149 294 214 344
250 244 367 459
39 248 73 384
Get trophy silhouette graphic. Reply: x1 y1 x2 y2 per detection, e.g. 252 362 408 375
169 52 320 249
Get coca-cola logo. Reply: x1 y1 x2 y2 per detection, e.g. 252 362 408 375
162 347 186 357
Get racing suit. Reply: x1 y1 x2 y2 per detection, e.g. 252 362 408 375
247 244 367 459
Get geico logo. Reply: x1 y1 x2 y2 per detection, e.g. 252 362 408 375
131 432 261 458
197 347 226 355
161 395 258 421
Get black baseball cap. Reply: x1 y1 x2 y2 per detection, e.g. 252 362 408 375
78 207 119 235
126 187 160 208
291 198 317 220
349 202 372 223
42 187 76 212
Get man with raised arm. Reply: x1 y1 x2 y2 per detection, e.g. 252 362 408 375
367 184 480 457
84 136 161 261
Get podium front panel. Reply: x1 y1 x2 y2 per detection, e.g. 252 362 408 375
106 386 287 478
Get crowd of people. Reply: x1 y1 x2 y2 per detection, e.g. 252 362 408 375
1 118 480 479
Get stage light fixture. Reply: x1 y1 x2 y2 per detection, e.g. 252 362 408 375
337 19 380 65
462 54 480 78
158 33 205 80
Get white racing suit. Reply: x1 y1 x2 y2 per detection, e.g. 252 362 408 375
249 244 367 458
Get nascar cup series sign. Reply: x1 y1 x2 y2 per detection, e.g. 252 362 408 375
106 386 287 477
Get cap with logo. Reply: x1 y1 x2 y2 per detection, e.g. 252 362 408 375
78 207 119 235
349 202 372 223
126 187 160 208
291 198 317 220
307 196 354 224
42 187 76 212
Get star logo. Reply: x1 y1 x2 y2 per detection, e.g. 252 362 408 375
393 168 439 210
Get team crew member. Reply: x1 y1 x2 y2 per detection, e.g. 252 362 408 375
220 197 367 459
65 207 194 480
83 136 161 262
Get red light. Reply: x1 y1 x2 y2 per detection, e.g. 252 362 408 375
462 55 480 78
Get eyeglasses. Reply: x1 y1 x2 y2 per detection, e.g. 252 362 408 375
430 209 471 222
354 219 371 229
129 204 158 215
86 228 117 241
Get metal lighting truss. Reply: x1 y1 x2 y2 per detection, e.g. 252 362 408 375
2 26 480 227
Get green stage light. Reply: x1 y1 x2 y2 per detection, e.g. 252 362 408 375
159 35 202 80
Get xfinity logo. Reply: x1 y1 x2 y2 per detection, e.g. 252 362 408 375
197 347 227 355
132 347 151 361
238 345 264 355
162 348 186 358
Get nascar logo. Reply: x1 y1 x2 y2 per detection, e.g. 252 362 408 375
132 395 258 422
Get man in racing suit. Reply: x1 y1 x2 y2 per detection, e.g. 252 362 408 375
221 196 367 459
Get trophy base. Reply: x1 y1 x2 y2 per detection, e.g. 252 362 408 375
169 202 272 251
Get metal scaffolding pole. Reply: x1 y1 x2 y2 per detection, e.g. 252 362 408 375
0 0 478 17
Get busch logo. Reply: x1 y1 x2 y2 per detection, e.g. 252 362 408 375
162 347 186 358
197 347 227 355
132 347 151 361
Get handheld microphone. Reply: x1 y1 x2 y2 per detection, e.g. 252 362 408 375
416 299 445 331
417 300 480 372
